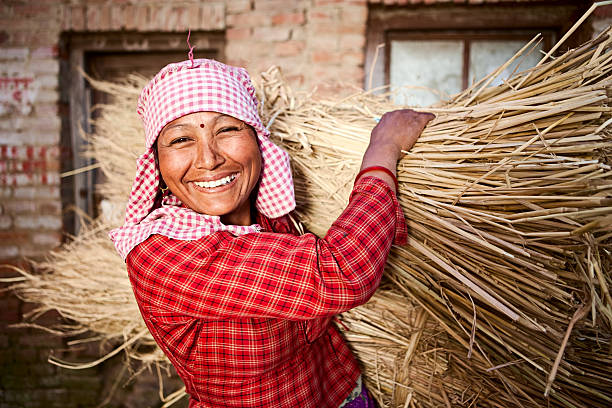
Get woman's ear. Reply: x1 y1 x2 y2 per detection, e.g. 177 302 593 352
152 142 168 193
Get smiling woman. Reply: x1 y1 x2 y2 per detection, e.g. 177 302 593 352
109 58 432 408
156 112 262 226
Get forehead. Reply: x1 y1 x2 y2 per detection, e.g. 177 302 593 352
165 111 242 126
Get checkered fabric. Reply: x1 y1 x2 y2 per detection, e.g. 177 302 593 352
127 177 408 408
109 59 295 259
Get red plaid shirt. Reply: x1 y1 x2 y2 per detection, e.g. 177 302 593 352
127 177 407 407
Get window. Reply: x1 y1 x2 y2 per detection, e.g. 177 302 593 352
388 31 553 106
365 2 590 106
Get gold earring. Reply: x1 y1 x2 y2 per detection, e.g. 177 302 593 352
160 186 169 193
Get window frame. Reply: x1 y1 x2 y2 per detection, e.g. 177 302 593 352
385 30 555 92
365 2 591 92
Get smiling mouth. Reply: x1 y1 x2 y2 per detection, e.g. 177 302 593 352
193 174 237 189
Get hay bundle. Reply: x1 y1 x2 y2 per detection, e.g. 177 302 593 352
258 29 612 407
10 27 612 408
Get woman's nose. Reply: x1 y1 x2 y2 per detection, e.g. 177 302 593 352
194 139 224 169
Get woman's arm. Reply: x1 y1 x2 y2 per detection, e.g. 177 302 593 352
127 110 433 320
357 109 435 190
128 177 402 320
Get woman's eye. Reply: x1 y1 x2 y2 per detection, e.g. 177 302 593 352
169 136 191 145
218 126 241 133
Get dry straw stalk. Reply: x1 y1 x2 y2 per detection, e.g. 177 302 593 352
9 25 612 408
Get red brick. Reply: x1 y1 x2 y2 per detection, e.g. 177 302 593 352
224 57 250 68
309 22 341 34
339 24 365 35
291 26 306 41
309 34 339 51
253 26 291 42
124 4 136 30
187 4 201 30
13 4 52 18
3 200 37 214
31 231 61 247
9 28 56 47
38 201 61 214
175 6 190 32
61 4 71 31
339 33 366 50
0 187 12 198
110 5 125 30
149 4 171 31
0 19 32 30
85 5 100 31
0 231 28 244
308 9 339 22
227 11 271 28
31 46 58 59
13 210 60 229
341 6 368 24
0 215 11 229
274 40 305 57
126 5 148 31
312 50 342 63
0 47 29 60
0 146 18 160
227 0 252 13
99 5 111 30
227 28 252 41
0 245 18 260
70 6 85 31
271 11 305 25
13 186 59 200
285 74 305 87
200 3 225 30
255 0 306 11
163 5 179 31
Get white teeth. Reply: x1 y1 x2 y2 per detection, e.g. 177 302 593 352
194 174 236 189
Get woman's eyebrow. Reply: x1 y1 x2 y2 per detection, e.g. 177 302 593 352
161 114 237 135
161 123 190 133
213 113 237 123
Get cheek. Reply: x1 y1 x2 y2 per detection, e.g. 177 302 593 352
243 142 262 185
158 150 188 185
222 136 262 181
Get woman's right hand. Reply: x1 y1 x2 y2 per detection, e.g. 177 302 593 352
370 109 435 157
357 109 434 190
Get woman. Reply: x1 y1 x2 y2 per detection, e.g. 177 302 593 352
110 58 433 407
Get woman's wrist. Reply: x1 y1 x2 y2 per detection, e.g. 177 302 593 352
355 166 398 192
357 143 399 192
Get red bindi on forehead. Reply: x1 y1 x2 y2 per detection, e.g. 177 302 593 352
199 123 205 128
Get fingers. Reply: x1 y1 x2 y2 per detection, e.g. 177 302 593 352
370 109 435 153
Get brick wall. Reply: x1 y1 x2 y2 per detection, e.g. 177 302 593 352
0 0 608 407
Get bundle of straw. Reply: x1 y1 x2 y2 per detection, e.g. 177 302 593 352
256 28 612 407
11 26 612 408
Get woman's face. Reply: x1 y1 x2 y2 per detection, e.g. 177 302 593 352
157 111 262 226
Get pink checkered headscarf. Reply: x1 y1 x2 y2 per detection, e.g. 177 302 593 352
109 59 295 260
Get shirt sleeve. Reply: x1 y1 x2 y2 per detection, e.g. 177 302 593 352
127 176 408 320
